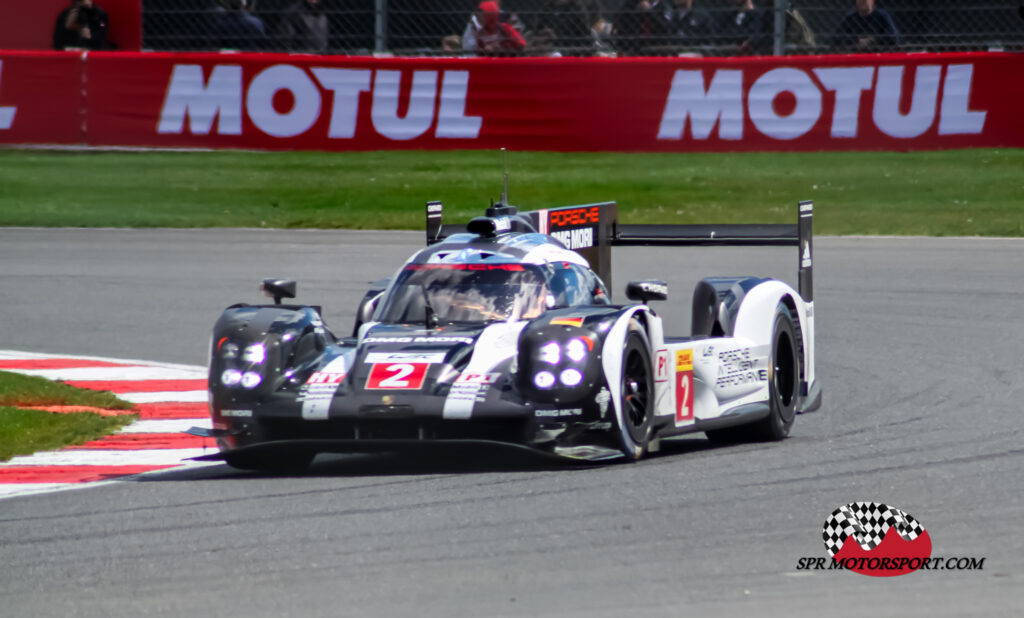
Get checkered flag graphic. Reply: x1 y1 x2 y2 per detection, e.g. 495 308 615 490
822 502 925 557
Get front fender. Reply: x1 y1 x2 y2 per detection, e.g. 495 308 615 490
600 305 655 434
210 305 334 409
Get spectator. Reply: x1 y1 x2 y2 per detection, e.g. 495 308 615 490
591 15 614 51
53 0 114 50
462 1 527 55
832 0 900 52
761 0 816 52
652 0 716 48
718 0 769 54
612 0 659 55
529 27 560 56
276 0 329 52
534 0 592 51
212 0 268 51
441 34 462 52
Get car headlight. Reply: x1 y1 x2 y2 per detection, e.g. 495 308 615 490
539 342 561 365
221 369 242 386
559 368 583 387
216 338 270 391
241 371 263 389
221 341 239 360
242 343 266 364
519 325 601 404
533 371 556 389
565 338 587 363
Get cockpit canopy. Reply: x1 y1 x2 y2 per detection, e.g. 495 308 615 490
374 262 608 326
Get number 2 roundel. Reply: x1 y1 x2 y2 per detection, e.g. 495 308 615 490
366 363 429 390
675 350 694 422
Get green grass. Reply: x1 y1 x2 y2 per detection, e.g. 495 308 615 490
0 371 133 410
0 407 134 462
0 371 135 461
0 149 1022 236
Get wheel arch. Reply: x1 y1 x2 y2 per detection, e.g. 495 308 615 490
599 305 655 449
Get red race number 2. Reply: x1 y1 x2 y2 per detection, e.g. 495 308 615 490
366 363 429 390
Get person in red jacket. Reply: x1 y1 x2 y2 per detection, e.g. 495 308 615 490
463 1 527 55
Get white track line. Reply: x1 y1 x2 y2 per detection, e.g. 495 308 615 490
120 390 208 404
118 418 212 434
13 366 205 381
4 449 212 467
0 349 205 373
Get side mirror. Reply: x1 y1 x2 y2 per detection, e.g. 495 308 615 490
626 280 668 304
352 278 391 337
261 279 296 305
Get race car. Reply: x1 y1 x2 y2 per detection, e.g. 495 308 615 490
191 199 820 470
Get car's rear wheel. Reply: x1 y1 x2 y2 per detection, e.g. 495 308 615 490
707 303 800 443
616 326 654 460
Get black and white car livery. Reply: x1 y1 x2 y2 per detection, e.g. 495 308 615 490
192 200 820 470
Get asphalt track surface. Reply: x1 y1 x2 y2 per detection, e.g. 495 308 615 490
1 228 1023 617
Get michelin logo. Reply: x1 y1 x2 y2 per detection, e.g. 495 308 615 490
551 227 594 250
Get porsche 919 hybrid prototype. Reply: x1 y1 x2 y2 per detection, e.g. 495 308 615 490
191 199 820 470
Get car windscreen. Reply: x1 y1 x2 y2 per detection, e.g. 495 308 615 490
375 264 551 325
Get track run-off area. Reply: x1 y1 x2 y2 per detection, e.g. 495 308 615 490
1 228 1022 616
0 351 214 500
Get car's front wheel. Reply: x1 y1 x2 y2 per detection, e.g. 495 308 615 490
616 325 654 460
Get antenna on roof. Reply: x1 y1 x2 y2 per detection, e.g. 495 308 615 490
500 147 509 206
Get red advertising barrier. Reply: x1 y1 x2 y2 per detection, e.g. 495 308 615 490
1 51 1022 152
0 51 83 144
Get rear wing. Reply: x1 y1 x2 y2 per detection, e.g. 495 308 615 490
426 200 813 302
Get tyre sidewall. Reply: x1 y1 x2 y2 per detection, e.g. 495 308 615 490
617 324 654 460
767 306 799 439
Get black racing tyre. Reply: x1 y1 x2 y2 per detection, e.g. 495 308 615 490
616 326 654 460
707 304 800 443
224 450 315 473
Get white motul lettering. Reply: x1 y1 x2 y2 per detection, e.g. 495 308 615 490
873 65 941 139
0 61 16 130
657 69 744 140
435 71 482 139
748 68 822 140
371 70 438 141
246 65 321 138
939 64 987 135
158 64 242 135
813 66 874 138
311 68 371 138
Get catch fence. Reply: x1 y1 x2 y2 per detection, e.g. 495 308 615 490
140 1 1024 57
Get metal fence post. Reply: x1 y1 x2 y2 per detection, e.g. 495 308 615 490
375 0 388 54
774 0 788 56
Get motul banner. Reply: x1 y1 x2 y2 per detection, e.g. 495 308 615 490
1 50 1022 151
0 51 84 144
